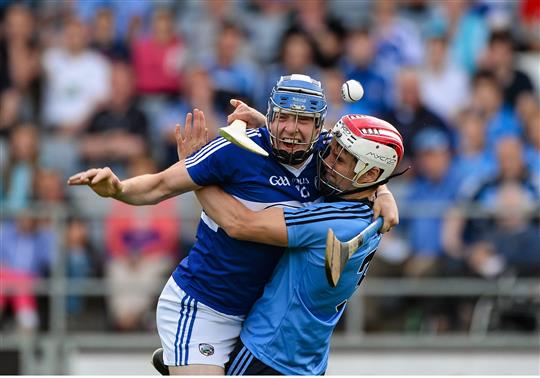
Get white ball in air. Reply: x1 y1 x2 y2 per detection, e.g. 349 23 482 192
341 80 364 103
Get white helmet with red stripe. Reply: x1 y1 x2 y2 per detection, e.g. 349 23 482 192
318 114 404 194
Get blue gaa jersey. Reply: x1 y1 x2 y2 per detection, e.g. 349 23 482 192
240 200 380 375
173 127 325 316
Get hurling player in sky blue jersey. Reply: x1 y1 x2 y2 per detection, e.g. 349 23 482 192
68 75 399 375
194 114 405 375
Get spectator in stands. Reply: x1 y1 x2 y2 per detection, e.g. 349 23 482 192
0 4 41 136
467 182 540 279
156 67 222 169
73 0 152 42
202 21 259 115
1 123 39 213
40 17 111 179
131 8 184 95
291 0 346 68
479 29 535 110
65 217 94 315
33 168 65 207
469 70 522 154
384 67 453 162
448 136 540 257
0 210 55 332
340 28 389 116
104 155 179 331
131 8 185 141
41 17 110 133
89 7 130 62
80 62 148 175
243 0 293 64
262 28 321 109
370 0 424 85
428 0 488 73
452 109 497 186
178 0 248 65
419 29 469 122
404 129 462 278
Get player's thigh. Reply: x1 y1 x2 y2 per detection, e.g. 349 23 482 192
169 364 224 375
157 277 244 368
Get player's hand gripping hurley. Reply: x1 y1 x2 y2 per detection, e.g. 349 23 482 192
325 217 383 287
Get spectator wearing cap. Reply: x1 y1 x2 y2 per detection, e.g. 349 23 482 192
404 128 463 278
398 129 465 332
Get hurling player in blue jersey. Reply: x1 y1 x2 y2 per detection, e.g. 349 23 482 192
68 75 399 375
194 114 405 375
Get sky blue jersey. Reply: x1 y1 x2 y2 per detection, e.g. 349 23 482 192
240 200 380 375
173 127 326 316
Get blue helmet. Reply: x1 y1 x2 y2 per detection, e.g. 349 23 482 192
266 74 327 165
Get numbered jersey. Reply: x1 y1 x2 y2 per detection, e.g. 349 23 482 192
174 127 325 316
240 200 380 375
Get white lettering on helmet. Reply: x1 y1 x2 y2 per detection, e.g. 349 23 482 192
366 151 397 165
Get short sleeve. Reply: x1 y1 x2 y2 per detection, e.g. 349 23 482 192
184 136 239 186
284 206 322 249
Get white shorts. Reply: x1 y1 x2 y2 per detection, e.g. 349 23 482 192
156 277 245 367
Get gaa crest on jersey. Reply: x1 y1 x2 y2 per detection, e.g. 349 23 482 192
199 343 214 356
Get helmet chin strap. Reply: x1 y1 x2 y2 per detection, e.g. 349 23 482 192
325 166 410 201
272 146 313 165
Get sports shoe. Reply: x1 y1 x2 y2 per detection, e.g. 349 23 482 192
151 348 170 375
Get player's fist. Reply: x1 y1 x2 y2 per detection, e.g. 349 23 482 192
67 167 122 198
227 99 266 129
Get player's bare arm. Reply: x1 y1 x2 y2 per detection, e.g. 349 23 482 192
373 184 399 233
195 185 288 247
67 111 206 205
67 161 200 205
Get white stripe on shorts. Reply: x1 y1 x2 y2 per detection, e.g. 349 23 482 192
157 277 244 367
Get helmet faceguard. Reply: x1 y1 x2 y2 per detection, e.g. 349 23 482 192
266 74 327 165
317 115 404 197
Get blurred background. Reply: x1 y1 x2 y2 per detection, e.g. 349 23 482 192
0 0 538 374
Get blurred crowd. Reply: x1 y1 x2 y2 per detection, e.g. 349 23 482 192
0 0 539 334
